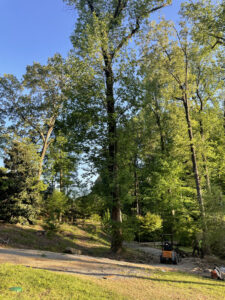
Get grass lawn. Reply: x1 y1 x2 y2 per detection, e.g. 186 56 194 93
0 264 126 300
0 264 224 300
91 270 225 300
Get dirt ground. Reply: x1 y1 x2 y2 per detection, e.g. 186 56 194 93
0 243 220 279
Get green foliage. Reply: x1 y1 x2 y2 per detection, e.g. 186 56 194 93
43 190 68 232
101 209 112 235
45 134 77 192
72 193 103 220
137 212 162 241
122 215 139 242
0 140 45 224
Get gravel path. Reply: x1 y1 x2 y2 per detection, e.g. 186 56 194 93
0 246 210 279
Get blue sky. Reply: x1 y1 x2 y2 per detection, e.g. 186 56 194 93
0 0 182 79
0 0 76 78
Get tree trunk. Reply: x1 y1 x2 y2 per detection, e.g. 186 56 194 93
197 92 211 191
38 126 54 180
154 110 165 153
134 155 140 215
199 119 211 192
104 55 123 253
183 97 207 232
59 168 63 192
224 99 225 134
153 97 165 153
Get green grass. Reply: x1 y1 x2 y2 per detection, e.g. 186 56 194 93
0 264 224 300
0 264 126 300
92 270 225 300
0 221 110 255
149 271 225 299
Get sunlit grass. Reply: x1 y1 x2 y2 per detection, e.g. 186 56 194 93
91 270 225 300
0 264 126 300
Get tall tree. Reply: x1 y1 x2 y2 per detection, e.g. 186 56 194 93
0 54 69 179
64 0 171 252
141 22 217 238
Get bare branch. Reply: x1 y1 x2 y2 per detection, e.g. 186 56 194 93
173 26 187 56
148 3 169 14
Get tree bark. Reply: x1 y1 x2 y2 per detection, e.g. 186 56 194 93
153 98 165 153
199 119 211 192
104 55 123 253
38 125 54 180
183 97 207 232
133 155 140 215
224 99 225 134
59 168 63 192
197 91 211 191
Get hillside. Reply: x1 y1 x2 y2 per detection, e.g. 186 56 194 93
0 220 151 263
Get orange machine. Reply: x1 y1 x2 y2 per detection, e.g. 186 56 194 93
160 234 180 264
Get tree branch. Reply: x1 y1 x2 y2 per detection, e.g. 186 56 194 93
113 17 140 58
113 3 169 57
148 3 169 14
86 0 95 13
113 0 127 19
86 0 100 17
209 33 225 43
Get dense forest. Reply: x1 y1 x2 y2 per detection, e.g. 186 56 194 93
0 0 225 256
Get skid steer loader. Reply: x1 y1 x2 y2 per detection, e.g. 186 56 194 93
160 234 180 264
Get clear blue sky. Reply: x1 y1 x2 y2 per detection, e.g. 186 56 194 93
0 0 76 79
0 0 182 79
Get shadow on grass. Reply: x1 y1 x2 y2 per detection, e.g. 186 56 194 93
26 266 225 288
76 224 110 247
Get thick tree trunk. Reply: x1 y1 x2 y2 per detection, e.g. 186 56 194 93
183 97 207 232
104 56 123 253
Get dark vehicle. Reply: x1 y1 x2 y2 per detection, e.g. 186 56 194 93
160 234 180 264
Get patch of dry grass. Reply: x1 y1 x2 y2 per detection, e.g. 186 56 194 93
90 270 225 300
